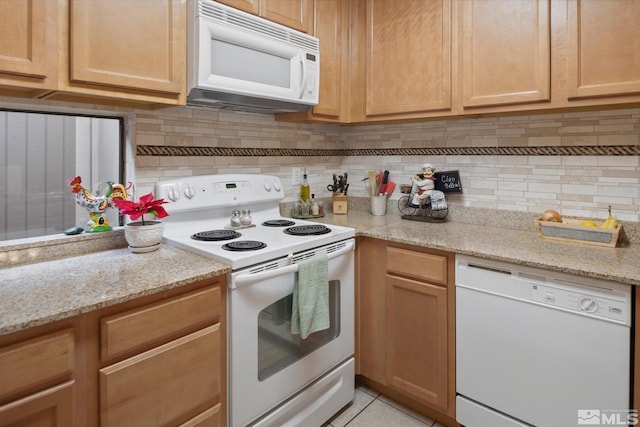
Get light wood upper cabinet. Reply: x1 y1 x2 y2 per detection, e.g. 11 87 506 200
276 0 350 123
0 0 185 106
217 0 313 33
67 0 184 97
359 0 452 117
0 0 58 93
216 0 260 15
461 0 551 108
567 0 640 99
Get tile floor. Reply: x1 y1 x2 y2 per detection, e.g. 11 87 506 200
324 384 447 427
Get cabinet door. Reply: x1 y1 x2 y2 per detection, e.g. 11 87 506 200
567 0 640 98
215 0 260 15
363 0 451 116
0 0 58 90
100 325 221 427
261 0 313 33
461 0 550 108
69 0 184 95
0 381 75 427
356 237 387 383
386 275 448 411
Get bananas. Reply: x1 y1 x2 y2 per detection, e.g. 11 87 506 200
600 205 619 229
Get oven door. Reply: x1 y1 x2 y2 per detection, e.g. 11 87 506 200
229 239 355 427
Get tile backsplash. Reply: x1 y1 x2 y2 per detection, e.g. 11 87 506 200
2 95 638 222
135 105 639 222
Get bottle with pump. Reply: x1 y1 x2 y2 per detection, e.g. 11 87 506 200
300 169 310 202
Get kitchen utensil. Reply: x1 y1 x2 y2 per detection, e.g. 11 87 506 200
368 171 377 197
385 181 396 196
379 170 390 194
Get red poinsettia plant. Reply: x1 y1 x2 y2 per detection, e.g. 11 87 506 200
112 192 169 225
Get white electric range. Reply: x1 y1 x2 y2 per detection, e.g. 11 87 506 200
155 174 356 427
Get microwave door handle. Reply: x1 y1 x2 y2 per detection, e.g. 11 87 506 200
232 240 354 289
298 53 307 99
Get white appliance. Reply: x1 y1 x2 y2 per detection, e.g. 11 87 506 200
455 255 631 427
187 0 320 113
155 174 355 427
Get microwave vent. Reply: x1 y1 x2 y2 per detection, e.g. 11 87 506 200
198 0 319 53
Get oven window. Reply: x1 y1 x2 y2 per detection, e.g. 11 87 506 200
257 280 340 381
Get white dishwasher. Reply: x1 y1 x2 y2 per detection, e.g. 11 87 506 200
455 255 631 427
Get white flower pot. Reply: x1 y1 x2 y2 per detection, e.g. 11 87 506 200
124 220 164 253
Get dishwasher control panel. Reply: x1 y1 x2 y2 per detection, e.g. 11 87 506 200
531 284 627 323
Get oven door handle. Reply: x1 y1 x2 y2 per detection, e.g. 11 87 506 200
233 240 355 289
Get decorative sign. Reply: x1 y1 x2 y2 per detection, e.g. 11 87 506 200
434 170 462 193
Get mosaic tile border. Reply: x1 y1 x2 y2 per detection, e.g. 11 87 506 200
136 145 640 157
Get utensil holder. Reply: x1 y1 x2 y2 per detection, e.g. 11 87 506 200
370 195 387 216
332 194 348 214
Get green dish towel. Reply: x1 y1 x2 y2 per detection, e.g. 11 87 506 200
291 253 330 339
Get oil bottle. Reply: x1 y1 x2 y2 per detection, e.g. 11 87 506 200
300 169 310 202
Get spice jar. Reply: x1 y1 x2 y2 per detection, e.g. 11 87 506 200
230 210 242 227
241 209 252 226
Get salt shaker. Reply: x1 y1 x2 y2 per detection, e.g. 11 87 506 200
241 209 252 226
230 210 242 227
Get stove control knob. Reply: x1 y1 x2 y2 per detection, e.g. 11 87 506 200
264 180 272 192
273 180 281 192
184 185 196 199
167 187 180 202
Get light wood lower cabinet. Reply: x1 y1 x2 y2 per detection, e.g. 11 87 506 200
356 237 456 424
100 326 221 427
0 276 225 426
0 381 75 427
386 275 448 409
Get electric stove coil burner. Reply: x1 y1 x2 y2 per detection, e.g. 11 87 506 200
222 240 267 251
191 229 241 241
262 219 296 227
284 224 331 236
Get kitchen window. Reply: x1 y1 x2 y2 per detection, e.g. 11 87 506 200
0 110 123 241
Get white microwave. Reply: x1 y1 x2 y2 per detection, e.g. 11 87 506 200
187 0 320 113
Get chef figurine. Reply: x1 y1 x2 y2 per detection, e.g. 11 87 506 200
411 163 436 207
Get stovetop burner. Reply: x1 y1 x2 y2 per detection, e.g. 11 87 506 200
191 229 241 241
262 219 296 227
284 224 331 236
222 240 267 251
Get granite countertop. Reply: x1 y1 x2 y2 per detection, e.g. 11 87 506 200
313 203 640 287
1 202 638 337
0 242 229 336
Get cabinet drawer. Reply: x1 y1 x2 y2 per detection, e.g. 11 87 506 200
386 247 448 285
100 325 221 427
0 380 74 427
179 404 222 427
0 329 74 401
101 285 221 361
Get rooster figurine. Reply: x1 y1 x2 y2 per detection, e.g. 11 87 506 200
69 176 131 232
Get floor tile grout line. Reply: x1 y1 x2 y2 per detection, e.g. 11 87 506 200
343 393 381 426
